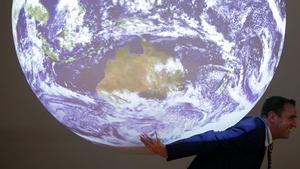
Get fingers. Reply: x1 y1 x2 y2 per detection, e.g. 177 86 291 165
155 131 158 140
139 133 167 158
140 133 159 144
140 133 157 148
140 134 156 154
140 133 153 144
140 134 154 147
155 131 161 144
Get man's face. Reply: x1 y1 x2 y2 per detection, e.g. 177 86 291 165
272 103 297 139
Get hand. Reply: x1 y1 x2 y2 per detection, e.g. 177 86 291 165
140 132 167 158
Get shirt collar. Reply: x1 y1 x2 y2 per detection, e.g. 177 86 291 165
260 116 273 146
265 126 273 147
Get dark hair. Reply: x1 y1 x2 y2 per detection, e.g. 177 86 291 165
261 96 296 118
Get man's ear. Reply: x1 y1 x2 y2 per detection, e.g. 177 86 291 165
267 111 279 123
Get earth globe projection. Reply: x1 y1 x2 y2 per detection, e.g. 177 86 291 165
12 0 286 147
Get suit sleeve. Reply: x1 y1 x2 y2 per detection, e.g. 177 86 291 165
166 117 266 161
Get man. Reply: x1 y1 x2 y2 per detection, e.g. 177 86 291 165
140 96 297 169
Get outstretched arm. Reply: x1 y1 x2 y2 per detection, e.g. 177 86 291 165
140 117 265 161
140 132 167 158
165 117 266 161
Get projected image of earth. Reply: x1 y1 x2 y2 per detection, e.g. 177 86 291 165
12 0 286 146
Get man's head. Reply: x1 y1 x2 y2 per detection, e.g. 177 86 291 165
261 96 297 140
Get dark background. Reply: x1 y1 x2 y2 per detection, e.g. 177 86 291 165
1 0 299 169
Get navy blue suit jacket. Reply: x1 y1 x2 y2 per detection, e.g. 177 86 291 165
166 116 267 169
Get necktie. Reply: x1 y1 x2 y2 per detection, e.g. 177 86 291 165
267 143 273 169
